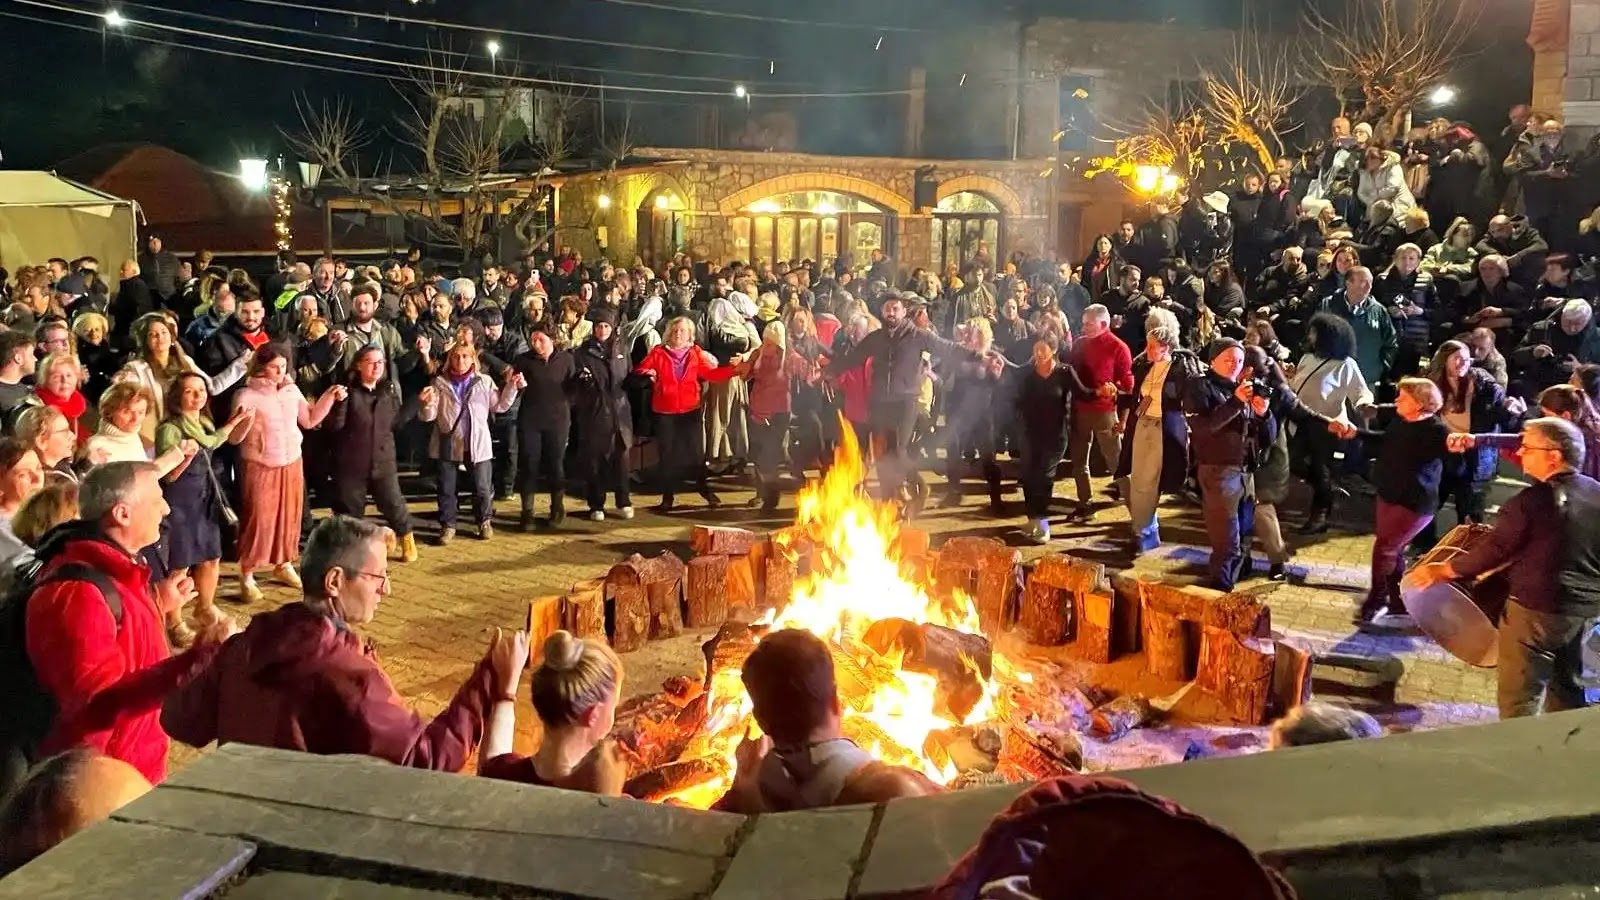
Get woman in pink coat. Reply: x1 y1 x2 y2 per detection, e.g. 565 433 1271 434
231 345 344 601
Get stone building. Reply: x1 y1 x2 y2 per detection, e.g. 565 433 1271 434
550 15 1240 278
1534 0 1600 138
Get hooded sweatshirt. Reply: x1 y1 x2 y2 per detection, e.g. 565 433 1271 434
1422 217 1480 280
161 602 495 770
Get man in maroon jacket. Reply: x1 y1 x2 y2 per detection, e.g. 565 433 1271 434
162 516 528 770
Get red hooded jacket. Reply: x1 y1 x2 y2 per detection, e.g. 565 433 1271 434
161 603 494 771
25 528 220 784
634 343 735 415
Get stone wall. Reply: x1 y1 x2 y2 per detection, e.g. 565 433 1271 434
555 148 1055 278
17 710 1600 898
1553 0 1600 138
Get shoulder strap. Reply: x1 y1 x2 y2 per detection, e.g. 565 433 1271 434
39 562 124 627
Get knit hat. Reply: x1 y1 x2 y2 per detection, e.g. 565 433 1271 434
590 307 618 326
1207 338 1244 361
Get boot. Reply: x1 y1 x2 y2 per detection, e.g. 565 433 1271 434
549 491 566 527
399 532 419 563
700 486 722 508
656 494 676 514
1298 509 1330 535
519 494 537 532
985 463 1003 514
760 482 780 513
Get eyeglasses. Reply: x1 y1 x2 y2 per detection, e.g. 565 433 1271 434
1519 443 1562 454
348 569 391 591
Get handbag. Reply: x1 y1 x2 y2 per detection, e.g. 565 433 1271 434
200 447 240 529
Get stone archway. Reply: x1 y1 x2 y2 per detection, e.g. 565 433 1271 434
718 172 913 216
935 175 1024 218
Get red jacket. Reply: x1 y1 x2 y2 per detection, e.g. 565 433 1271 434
162 603 493 771
634 344 735 415
25 529 219 784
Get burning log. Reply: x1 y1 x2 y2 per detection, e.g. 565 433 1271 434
623 758 727 802
614 691 709 772
1197 630 1277 725
860 619 994 680
690 525 759 557
685 556 729 627
662 675 704 705
831 645 903 713
1090 695 1152 742
526 596 564 668
997 724 1083 781
563 579 607 642
701 620 767 688
934 537 1021 637
764 554 797 611
892 526 930 562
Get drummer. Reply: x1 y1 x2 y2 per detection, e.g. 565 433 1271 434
1411 417 1600 719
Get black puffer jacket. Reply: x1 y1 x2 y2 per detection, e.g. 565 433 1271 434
829 319 975 399
1183 369 1277 468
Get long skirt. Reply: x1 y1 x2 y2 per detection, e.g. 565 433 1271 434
238 457 305 571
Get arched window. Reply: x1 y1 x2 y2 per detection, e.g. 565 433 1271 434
739 191 892 268
932 191 1004 274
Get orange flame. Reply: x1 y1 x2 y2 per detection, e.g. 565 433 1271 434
662 425 1012 807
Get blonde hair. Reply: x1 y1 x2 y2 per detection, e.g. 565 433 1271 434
13 479 79 547
35 352 81 392
14 405 66 450
70 312 109 343
97 381 153 423
964 317 993 348
662 316 696 346
1397 377 1443 415
1403 207 1431 230
530 631 622 727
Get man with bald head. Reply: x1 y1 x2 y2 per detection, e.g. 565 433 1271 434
1475 213 1548 287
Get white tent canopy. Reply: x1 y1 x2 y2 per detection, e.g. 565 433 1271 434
0 171 138 276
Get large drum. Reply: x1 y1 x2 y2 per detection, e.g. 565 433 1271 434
1401 524 1511 668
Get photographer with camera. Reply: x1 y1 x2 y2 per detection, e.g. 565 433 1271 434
1184 339 1279 591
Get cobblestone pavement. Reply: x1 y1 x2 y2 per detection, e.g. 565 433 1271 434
168 465 1499 772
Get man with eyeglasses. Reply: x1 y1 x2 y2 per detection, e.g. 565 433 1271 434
162 516 529 769
1415 417 1600 718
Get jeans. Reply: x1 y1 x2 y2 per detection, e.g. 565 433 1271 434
1069 407 1122 505
331 470 413 537
749 412 792 484
1366 500 1435 613
436 459 493 527
1126 416 1164 551
1498 602 1594 719
1197 463 1247 589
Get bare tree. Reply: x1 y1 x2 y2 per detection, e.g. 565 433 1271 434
1091 100 1213 187
1200 32 1305 175
1302 0 1479 134
281 94 372 184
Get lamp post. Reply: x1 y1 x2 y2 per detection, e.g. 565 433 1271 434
101 10 126 116
487 39 500 73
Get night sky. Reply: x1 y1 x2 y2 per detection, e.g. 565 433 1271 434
0 0 1534 169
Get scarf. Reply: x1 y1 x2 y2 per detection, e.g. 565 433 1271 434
241 328 271 350
663 345 692 381
173 412 229 451
36 389 89 443
449 369 474 406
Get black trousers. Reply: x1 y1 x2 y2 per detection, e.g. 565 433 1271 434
1019 437 1066 518
517 421 571 497
656 408 710 500
331 469 413 537
868 395 923 501
490 415 518 497
586 434 633 511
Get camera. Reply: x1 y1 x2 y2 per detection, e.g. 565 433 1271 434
1246 378 1278 406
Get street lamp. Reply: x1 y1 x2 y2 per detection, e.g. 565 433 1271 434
486 39 501 58
1430 84 1458 106
103 9 126 26
733 84 747 99
100 10 126 116
238 158 269 192
597 193 613 210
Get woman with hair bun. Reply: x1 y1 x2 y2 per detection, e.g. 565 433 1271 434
477 630 626 794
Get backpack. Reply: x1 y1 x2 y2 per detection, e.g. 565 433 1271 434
0 558 125 772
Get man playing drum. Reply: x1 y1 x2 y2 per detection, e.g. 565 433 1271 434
1414 418 1600 718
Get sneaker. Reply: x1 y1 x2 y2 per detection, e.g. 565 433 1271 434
399 533 419 564
589 510 606 522
240 575 264 603
618 506 635 520
479 521 494 540
437 526 456 546
1268 562 1287 582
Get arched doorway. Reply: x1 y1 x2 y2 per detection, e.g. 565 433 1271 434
637 188 687 269
728 190 894 270
932 191 1004 274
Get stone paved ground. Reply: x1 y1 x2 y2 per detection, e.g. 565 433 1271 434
168 463 1500 773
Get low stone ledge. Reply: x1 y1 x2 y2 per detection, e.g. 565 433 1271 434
713 806 877 900
0 820 253 900
226 872 477 899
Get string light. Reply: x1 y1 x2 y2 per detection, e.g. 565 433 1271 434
270 174 293 252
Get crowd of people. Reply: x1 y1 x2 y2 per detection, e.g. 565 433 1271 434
3 101 1600 879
